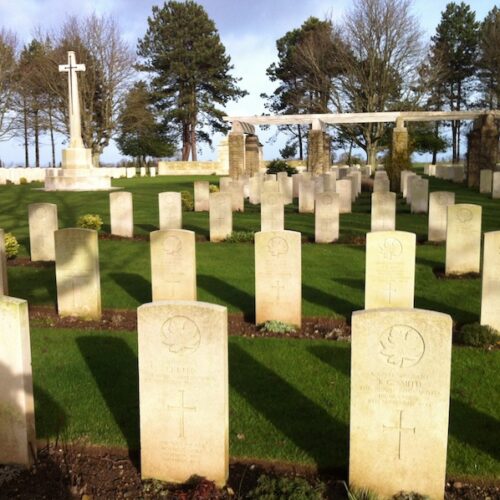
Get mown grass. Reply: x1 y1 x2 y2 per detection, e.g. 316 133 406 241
30 328 500 478
2 172 497 323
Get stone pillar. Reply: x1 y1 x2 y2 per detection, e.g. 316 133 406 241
228 133 245 179
323 133 331 172
307 129 324 175
245 134 260 176
466 113 499 189
388 119 410 191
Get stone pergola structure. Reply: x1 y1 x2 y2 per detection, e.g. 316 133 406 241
223 111 500 187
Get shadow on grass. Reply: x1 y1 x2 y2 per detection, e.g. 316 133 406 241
136 223 157 233
198 274 254 321
229 343 348 473
303 283 362 319
76 336 139 457
109 272 151 305
414 296 477 325
34 383 67 441
449 398 500 462
307 344 351 378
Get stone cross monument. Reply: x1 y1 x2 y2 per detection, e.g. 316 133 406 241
58 51 86 149
44 51 112 191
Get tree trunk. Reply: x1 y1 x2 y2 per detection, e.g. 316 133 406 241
181 123 190 161
34 109 40 168
432 122 439 164
297 125 303 161
367 141 377 169
48 103 56 168
457 81 462 162
23 99 29 168
190 123 197 161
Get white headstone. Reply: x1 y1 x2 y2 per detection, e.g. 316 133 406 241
0 296 36 467
150 230 196 301
481 231 500 332
194 181 210 211
209 193 232 242
261 192 285 232
315 192 339 243
350 308 452 499
428 192 455 242
159 192 182 230
336 179 352 214
28 203 58 261
138 301 228 486
371 192 396 232
110 191 134 237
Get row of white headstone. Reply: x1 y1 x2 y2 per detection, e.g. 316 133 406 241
23 196 494 323
0 166 157 185
0 282 458 499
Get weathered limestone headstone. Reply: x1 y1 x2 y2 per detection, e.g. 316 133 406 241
350 308 452 499
229 180 244 212
445 204 482 275
479 169 493 194
262 180 279 193
481 231 500 332
0 229 7 294
336 179 352 214
428 192 455 242
365 231 416 309
0 296 36 467
315 192 339 243
371 193 396 232
492 172 500 199
159 192 182 230
298 179 314 213
54 228 101 319
292 173 301 198
110 191 133 237
406 175 420 205
209 193 232 242
255 231 301 327
219 177 232 192
150 230 196 301
322 172 336 193
410 178 429 214
279 176 293 204
314 175 324 195
261 192 284 232
138 301 228 486
402 172 416 198
373 177 390 193
28 203 58 261
194 181 210 211
249 176 261 205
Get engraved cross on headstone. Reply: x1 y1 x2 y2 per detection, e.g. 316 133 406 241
168 390 196 439
59 51 86 148
272 280 285 301
383 409 415 459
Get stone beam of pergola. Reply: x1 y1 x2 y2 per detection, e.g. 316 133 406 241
224 110 500 134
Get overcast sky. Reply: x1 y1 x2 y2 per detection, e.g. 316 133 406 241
0 0 497 166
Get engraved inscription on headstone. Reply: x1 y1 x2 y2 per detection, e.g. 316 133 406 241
350 308 452 499
255 231 301 326
138 301 228 486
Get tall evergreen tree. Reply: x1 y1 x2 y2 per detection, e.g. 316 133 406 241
137 1 246 161
262 17 340 160
116 81 174 165
478 6 500 110
430 2 480 162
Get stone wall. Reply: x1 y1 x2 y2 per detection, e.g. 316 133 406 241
158 161 227 176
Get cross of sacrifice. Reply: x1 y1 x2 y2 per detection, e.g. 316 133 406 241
59 51 86 148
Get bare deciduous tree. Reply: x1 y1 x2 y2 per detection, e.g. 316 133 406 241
0 29 18 144
333 0 424 167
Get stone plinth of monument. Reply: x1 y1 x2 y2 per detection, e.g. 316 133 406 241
43 51 113 192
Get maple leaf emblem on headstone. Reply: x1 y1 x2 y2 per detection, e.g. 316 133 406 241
267 237 288 257
379 325 425 368
161 316 201 354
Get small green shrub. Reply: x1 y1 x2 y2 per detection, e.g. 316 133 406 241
455 323 500 347
209 184 219 193
266 158 298 176
76 214 103 231
19 177 28 184
181 191 194 211
260 320 297 334
224 231 255 243
247 475 326 499
4 232 20 259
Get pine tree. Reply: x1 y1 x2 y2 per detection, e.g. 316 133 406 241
116 81 174 165
430 2 480 162
137 1 246 161
478 6 500 109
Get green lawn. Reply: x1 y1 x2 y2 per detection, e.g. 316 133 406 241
31 327 500 479
2 173 498 323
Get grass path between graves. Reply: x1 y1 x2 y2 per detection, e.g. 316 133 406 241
4 171 499 323
30 327 500 480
